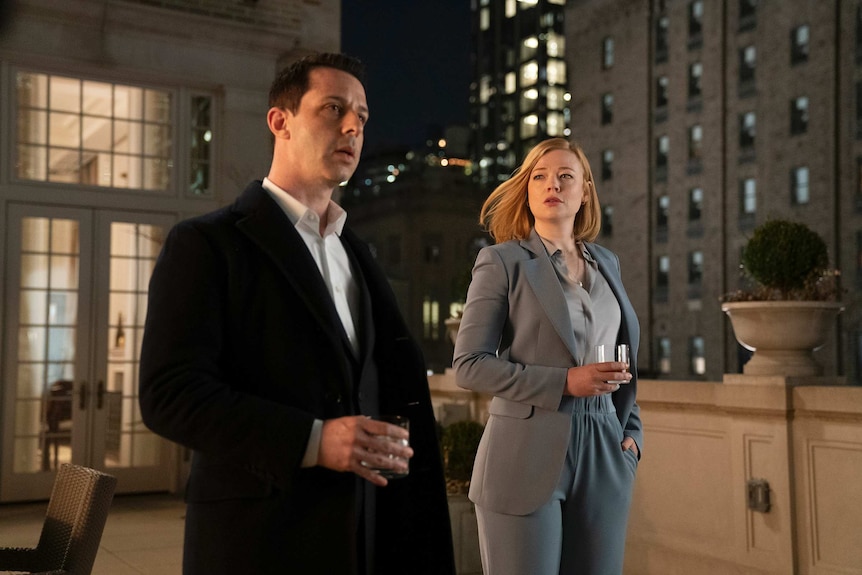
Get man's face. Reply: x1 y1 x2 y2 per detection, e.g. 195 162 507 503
282 67 369 191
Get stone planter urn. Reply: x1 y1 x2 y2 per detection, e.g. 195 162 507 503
721 301 844 376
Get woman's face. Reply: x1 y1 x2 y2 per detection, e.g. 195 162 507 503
526 149 587 228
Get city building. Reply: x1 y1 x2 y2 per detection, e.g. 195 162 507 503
471 0 571 190
0 0 339 501
343 130 489 373
560 0 861 382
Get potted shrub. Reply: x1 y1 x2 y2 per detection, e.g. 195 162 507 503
721 219 844 377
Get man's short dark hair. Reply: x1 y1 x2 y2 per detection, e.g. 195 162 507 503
269 53 365 112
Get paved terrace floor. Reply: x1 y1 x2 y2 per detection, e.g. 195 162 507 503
0 493 185 574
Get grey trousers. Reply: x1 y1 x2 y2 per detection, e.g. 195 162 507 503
475 395 637 575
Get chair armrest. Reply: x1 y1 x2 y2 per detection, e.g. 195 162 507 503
0 545 42 571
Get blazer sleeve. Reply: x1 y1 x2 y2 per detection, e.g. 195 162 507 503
452 246 568 412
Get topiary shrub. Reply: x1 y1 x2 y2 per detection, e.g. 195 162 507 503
723 219 841 301
440 420 484 494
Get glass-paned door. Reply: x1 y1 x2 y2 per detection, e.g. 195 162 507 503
1 204 174 501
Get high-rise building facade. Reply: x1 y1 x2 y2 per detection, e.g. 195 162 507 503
471 0 571 189
562 0 861 382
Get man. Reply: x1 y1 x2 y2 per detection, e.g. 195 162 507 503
139 53 455 575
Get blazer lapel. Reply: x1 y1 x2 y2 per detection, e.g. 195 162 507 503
232 182 349 357
520 230 579 361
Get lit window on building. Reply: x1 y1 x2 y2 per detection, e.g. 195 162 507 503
740 177 757 215
689 336 706 375
521 36 538 61
602 205 614 237
656 135 669 170
521 114 539 139
688 250 703 287
480 76 491 103
547 86 566 111
739 45 756 88
480 7 490 30
689 1 703 44
657 195 669 231
658 337 671 374
656 16 669 62
190 95 213 197
423 297 440 341
547 59 566 85
655 256 670 289
688 124 703 161
791 166 810 205
521 61 538 87
505 0 516 17
546 32 565 58
791 96 809 135
505 72 516 94
602 37 615 69
601 93 614 125
689 187 703 222
547 111 566 137
739 112 755 150
521 88 539 113
601 149 614 181
688 62 703 100
791 24 809 65
15 71 173 191
656 76 669 109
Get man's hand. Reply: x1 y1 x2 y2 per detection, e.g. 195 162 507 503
318 416 413 486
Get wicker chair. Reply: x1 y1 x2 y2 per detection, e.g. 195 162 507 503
0 464 117 575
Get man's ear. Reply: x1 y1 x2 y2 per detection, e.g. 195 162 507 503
267 107 291 139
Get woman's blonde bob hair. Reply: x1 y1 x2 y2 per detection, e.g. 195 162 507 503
479 138 601 243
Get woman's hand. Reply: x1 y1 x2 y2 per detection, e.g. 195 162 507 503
565 362 631 397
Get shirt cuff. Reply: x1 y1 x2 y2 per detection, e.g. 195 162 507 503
301 418 323 468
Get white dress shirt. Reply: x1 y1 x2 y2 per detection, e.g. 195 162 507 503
262 177 361 467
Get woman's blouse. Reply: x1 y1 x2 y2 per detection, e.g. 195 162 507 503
539 238 622 367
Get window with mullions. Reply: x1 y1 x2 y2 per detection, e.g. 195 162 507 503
687 250 703 299
656 135 669 180
689 1 703 48
656 255 670 302
657 337 671 375
602 205 614 237
791 96 809 135
740 177 756 228
601 149 614 181
601 93 614 125
688 187 703 223
791 25 809 65
689 336 706 375
656 16 669 63
602 37 615 69
688 62 703 100
739 0 757 31
15 71 172 190
791 166 810 205
739 46 756 95
688 125 703 162
656 195 669 242
739 112 755 153
656 76 669 122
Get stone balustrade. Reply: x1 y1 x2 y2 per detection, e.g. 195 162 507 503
429 370 862 575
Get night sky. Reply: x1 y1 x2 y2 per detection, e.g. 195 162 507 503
340 1 472 156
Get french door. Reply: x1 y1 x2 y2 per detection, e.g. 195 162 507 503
1 203 176 501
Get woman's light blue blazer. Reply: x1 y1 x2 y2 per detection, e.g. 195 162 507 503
453 228 642 516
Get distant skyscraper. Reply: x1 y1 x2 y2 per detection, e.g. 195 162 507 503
470 0 570 190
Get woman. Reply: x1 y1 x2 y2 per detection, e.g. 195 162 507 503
453 138 641 575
